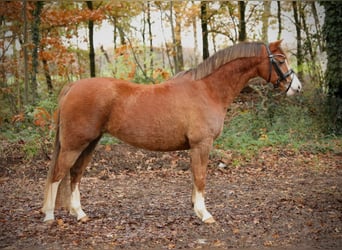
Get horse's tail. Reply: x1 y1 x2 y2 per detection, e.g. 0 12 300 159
42 109 71 211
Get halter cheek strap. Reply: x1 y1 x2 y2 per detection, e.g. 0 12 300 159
265 44 273 83
265 44 294 90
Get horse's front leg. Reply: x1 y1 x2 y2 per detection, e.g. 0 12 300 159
190 140 215 224
69 182 88 222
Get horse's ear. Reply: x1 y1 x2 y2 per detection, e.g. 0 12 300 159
269 40 283 51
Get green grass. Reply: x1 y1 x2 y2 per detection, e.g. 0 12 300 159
99 134 121 145
214 95 341 157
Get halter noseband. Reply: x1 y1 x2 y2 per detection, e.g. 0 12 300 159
265 44 294 92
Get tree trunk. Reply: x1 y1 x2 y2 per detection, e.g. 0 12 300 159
147 2 153 76
261 1 271 42
238 1 246 42
86 1 95 77
31 1 43 103
192 1 198 66
201 1 209 59
292 1 303 79
42 58 53 95
311 2 323 51
321 1 342 134
169 2 183 73
22 0 29 104
322 1 342 98
300 4 323 86
142 3 147 73
100 45 110 64
174 4 184 72
169 2 176 72
277 1 282 40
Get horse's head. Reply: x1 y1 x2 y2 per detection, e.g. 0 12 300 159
260 40 302 96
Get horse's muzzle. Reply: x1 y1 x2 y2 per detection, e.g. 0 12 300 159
286 73 302 96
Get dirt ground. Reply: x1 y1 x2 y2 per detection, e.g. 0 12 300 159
0 142 341 249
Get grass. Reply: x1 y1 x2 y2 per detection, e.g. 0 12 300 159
214 93 341 158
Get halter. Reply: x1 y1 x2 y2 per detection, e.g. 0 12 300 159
265 44 294 92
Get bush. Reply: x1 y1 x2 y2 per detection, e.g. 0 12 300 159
1 97 57 159
215 88 338 157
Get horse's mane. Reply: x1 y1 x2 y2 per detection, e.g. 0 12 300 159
173 42 264 80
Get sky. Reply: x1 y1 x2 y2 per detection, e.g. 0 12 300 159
72 2 324 54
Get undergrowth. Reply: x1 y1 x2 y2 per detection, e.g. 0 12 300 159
0 97 57 160
214 87 340 158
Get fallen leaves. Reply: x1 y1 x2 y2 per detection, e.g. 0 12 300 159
0 142 341 249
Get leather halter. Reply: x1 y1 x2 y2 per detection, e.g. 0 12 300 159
265 44 294 92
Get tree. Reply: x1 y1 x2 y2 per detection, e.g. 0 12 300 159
22 0 29 105
292 1 303 79
321 1 342 98
261 1 271 42
31 1 44 103
200 1 209 59
276 1 282 40
146 2 153 76
171 2 184 72
86 1 95 77
321 1 342 133
238 1 246 42
299 2 324 86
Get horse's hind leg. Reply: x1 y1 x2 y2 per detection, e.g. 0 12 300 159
69 137 101 221
43 180 62 222
43 150 82 222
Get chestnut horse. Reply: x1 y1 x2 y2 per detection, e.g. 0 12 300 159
42 40 301 224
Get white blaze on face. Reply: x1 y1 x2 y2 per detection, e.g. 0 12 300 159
286 73 302 96
284 59 302 96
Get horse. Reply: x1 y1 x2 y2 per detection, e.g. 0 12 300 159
42 40 302 224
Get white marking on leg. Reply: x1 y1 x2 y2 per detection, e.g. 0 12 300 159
42 180 61 222
193 188 213 222
69 183 87 220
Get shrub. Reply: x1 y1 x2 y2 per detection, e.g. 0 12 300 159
215 88 338 156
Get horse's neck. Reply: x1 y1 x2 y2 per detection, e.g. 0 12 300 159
203 57 260 108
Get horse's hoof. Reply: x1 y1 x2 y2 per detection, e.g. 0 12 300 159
78 215 90 223
204 217 216 224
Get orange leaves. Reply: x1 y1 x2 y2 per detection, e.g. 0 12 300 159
153 68 170 83
42 6 106 28
33 107 51 128
11 113 25 124
33 107 58 130
115 44 131 56
114 45 136 81
0 1 33 22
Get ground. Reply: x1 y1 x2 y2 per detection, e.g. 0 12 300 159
0 142 341 249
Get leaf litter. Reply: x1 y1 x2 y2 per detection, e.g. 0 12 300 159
0 142 341 249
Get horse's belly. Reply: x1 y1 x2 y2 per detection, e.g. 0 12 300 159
114 129 190 152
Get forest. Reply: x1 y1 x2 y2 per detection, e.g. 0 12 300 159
0 1 341 250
